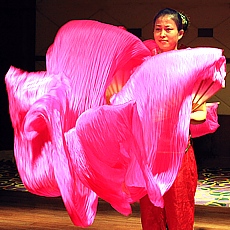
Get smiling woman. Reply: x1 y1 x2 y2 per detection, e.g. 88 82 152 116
153 8 189 53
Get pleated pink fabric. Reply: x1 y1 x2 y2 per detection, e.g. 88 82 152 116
5 20 226 227
109 47 225 207
5 20 150 227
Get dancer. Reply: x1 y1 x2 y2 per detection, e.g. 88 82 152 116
140 8 214 230
5 17 225 228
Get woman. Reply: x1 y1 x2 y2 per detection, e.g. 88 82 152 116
140 8 207 230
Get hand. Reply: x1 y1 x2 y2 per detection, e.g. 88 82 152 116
190 103 207 124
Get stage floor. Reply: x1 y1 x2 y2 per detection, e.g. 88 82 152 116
196 168 230 207
0 160 230 208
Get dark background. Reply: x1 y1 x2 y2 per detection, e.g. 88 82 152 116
0 0 36 150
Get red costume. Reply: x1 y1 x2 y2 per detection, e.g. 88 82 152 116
140 142 197 229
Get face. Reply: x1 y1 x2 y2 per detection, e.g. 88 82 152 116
153 15 184 53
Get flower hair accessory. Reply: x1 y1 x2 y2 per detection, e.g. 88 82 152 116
179 12 188 27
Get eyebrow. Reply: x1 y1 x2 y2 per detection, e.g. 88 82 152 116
155 24 173 27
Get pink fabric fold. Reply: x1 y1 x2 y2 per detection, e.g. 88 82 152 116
5 19 226 227
46 20 150 116
65 101 146 216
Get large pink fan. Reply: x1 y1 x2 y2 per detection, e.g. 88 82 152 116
78 47 225 208
5 20 150 227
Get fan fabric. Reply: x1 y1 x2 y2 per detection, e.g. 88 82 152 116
5 20 226 227
109 47 225 206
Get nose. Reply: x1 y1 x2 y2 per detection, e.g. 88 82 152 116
160 30 166 37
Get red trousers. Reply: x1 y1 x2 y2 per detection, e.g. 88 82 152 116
140 146 198 230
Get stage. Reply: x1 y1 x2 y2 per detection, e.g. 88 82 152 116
0 159 230 229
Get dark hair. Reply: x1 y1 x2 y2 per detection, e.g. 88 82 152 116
153 8 189 31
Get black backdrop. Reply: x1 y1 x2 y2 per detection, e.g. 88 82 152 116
0 0 36 150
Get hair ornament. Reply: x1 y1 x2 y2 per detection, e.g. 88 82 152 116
178 12 188 26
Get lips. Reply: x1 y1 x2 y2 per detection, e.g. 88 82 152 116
159 40 168 43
